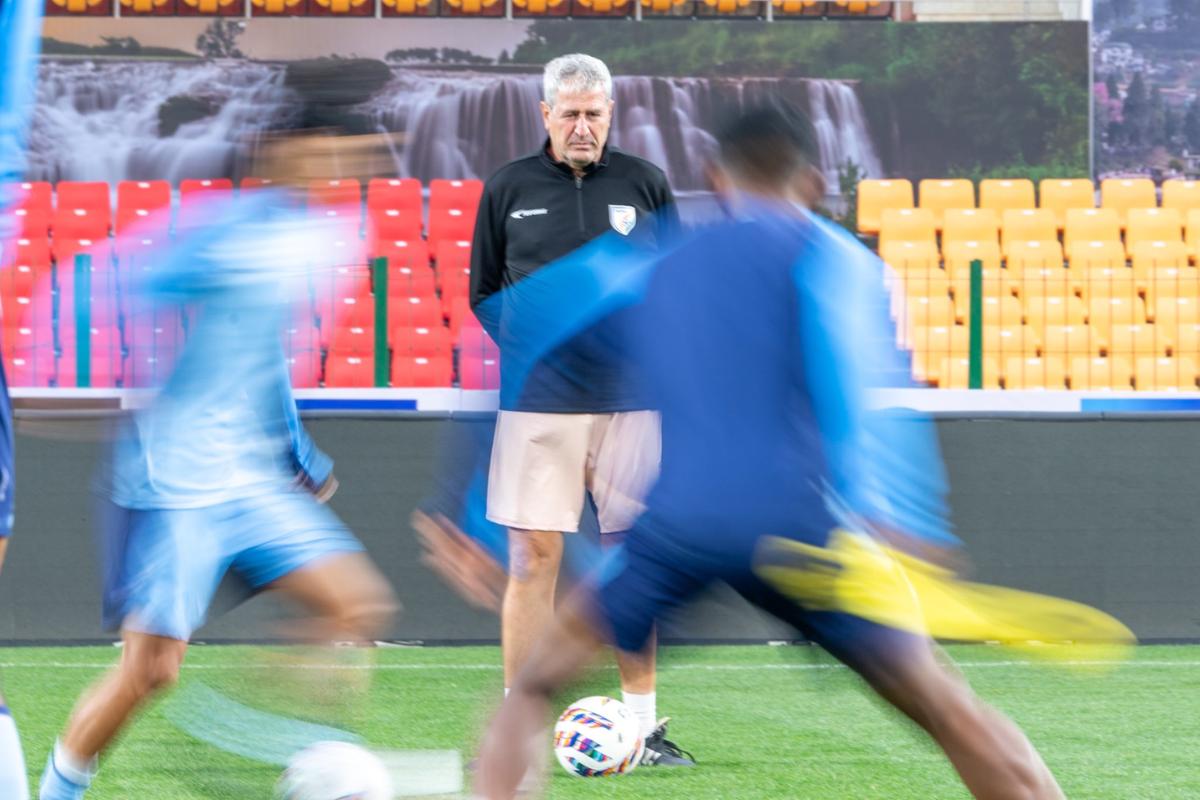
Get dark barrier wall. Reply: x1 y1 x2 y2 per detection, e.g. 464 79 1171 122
0 417 1197 643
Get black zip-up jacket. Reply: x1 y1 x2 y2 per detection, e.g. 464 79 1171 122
469 141 679 412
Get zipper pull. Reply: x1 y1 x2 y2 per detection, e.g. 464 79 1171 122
575 176 583 189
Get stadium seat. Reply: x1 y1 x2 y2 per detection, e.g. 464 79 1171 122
3 349 55 388
907 325 966 383
53 206 110 240
572 0 630 12
381 0 435 14
180 178 233 195
308 178 362 208
1024 294 1086 329
322 295 375 341
1064 209 1122 254
1000 209 1056 258
1134 356 1198 391
1003 355 1066 390
324 351 375 387
428 207 477 249
5 181 53 214
52 238 112 273
2 207 50 238
701 0 753 13
918 179 974 230
436 241 472 294
371 238 430 268
123 308 184 354
56 181 109 214
1126 208 1184 258
385 264 437 296
1038 179 1094 229
1041 324 1099 359
1170 323 1200 358
900 295 955 331
458 354 500 389
856 179 913 236
393 325 453 358
879 208 936 250
1187 209 1200 265
429 179 483 212
1149 295 1200 328
251 0 306 12
1130 240 1190 290
239 177 276 191
1100 178 1156 229
369 206 424 242
1087 295 1144 330
942 239 1002 278
979 179 1035 214
1162 179 1200 216
446 295 478 336
1069 355 1134 390
942 208 998 247
287 348 323 389
310 0 373 13
936 355 1000 389
456 323 499 357
1066 239 1125 272
117 180 170 214
983 324 1032 358
896 268 950 300
1016 268 1071 303
1077 265 1135 303
1141 267 1200 319
55 327 124 388
880 240 939 272
367 178 422 212
1106 324 1168 358
388 295 444 329
1006 239 1064 275
974 294 1022 328
328 325 377 355
833 0 882 13
391 354 454 387
434 238 471 268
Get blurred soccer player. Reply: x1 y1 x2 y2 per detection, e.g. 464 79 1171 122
38 131 398 800
473 105 1067 800
0 1 44 797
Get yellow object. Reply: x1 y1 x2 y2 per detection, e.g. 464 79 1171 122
122 0 170 11
1039 178 1095 230
313 0 370 9
253 0 305 10
182 0 238 9
918 179 975 231
51 0 105 11
979 179 1035 214
756 530 1135 664
1101 177 1156 229
857 179 913 236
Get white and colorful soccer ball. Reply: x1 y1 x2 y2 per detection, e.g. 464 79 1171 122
276 741 394 800
553 696 644 778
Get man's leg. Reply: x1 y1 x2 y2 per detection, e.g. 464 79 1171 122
0 693 29 800
40 632 187 800
501 530 564 690
267 551 397 644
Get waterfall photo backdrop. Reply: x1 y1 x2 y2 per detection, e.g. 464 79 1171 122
35 17 1089 193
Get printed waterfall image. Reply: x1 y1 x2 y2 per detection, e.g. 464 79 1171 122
33 18 1087 202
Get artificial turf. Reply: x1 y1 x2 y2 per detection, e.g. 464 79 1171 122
2 643 1195 798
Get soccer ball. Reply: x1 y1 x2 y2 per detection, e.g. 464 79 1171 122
276 741 393 800
553 696 644 778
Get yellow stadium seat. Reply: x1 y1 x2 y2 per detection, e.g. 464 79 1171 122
942 208 998 247
1018 268 1072 302
1153 296 1200 328
703 0 752 11
446 0 503 10
1039 179 1095 230
1126 208 1183 257
773 0 820 13
895 268 950 300
943 239 1002 278
1106 324 1168 358
909 325 968 383
1066 238 1125 270
834 0 881 12
1006 239 1064 275
1000 209 1057 258
1070 356 1134 390
254 0 306 10
50 0 106 9
919 179 975 231
1187 209 1200 265
1171 324 1200 358
312 0 370 9
980 179 1035 214
1041 324 1100 358
1142 267 1200 309
1078 266 1136 303
938 355 1000 389
976 294 1023 328
1162 180 1200 215
1100 178 1156 229
902 295 956 331
1135 356 1198 391
1088 295 1144 329
984 325 1032 358
1131 240 1189 292
879 207 935 250
1064 208 1122 253
1024 294 1086 329
950 273 1008 305
1004 355 1067 390
122 0 170 11
858 179 913 236
513 0 565 11
880 240 939 272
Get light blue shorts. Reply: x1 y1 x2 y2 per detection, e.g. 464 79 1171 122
101 490 364 641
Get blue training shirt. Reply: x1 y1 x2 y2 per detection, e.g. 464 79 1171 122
110 193 336 510
0 0 44 536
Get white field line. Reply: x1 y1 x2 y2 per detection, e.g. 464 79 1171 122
0 660 1196 671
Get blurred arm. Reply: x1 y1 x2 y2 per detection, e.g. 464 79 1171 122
469 183 506 341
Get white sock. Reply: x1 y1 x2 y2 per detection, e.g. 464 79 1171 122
504 687 510 698
621 691 657 738
0 706 28 800
39 740 94 800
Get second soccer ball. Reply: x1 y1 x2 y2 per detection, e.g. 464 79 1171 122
553 696 644 778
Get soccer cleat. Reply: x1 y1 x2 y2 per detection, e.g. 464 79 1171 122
639 718 695 767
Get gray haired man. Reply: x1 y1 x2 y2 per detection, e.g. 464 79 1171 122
469 53 691 767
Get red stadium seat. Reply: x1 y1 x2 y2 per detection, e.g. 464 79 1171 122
123 307 184 353
456 323 498 357
52 238 111 272
287 348 323 389
56 181 109 213
391 354 453 387
371 238 430 268
308 179 362 208
445 295 477 336
392 325 452 358
429 179 483 212
53 206 110 239
239 177 276 192
117 180 170 213
458 354 499 389
367 178 422 212
2 347 56 388
55 327 124 388
385 264 437 296
322 295 375 344
368 206 423 242
6 182 53 214
329 324 378 355
179 180 234 230
427 208 476 249
388 294 443 329
180 178 233 195
324 351 375 387
2 207 50 238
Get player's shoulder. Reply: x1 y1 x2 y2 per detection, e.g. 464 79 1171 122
605 147 670 187
484 151 545 189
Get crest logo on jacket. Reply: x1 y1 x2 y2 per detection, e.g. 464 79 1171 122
608 205 637 236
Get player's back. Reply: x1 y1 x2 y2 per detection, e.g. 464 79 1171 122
633 206 832 537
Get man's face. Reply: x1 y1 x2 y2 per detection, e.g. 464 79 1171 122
541 87 613 172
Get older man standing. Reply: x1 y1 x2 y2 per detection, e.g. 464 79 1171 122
469 53 691 766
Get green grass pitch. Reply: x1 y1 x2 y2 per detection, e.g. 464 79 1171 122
3 643 1197 798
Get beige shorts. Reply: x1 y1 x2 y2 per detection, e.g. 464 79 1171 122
486 410 661 534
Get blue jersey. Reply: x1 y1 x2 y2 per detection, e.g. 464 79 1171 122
0 0 44 536
111 193 335 510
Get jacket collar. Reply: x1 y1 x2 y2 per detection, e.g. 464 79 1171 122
538 137 612 178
